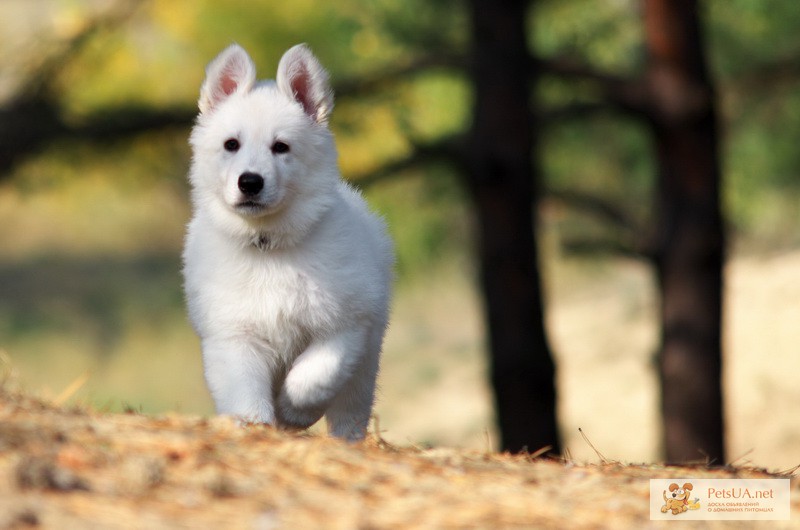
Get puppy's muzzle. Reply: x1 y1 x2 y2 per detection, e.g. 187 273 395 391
238 172 264 196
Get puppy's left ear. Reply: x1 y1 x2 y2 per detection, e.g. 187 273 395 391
277 44 334 124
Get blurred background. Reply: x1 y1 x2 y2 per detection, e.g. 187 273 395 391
0 0 798 470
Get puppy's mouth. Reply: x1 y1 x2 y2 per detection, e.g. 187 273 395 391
235 199 282 217
235 201 268 215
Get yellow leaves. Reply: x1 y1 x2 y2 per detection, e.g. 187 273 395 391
407 73 469 141
351 29 381 59
150 1 197 43
335 73 467 180
336 105 410 178
51 4 90 40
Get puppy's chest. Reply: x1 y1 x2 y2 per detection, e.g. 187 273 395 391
223 257 338 335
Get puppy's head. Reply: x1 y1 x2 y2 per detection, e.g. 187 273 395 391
189 44 337 233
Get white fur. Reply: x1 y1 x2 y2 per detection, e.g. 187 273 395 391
182 44 393 441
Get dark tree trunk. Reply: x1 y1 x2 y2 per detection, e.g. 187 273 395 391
465 0 560 455
644 0 726 463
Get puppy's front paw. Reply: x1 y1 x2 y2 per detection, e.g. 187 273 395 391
233 415 275 429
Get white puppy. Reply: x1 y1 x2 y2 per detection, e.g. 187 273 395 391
182 44 393 441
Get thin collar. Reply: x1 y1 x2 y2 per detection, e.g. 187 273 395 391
250 233 273 251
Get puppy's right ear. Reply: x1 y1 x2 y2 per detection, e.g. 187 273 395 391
198 44 256 114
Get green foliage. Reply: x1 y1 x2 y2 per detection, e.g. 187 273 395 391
371 0 468 55
707 0 800 78
542 114 655 220
535 0 800 246
365 168 470 282
706 0 800 242
10 0 798 256
532 0 644 73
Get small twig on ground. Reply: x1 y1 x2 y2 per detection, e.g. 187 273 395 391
578 428 609 464
53 372 90 407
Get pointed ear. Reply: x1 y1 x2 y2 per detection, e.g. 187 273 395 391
198 44 256 114
276 44 334 124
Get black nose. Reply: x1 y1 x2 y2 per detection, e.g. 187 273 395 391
238 172 264 196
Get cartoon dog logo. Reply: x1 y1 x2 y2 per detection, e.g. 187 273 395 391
661 482 701 515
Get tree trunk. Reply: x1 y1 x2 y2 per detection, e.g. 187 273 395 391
644 0 726 463
466 0 560 455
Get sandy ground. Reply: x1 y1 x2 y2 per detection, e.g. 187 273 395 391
1 388 798 529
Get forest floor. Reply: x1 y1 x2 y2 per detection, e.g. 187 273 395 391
0 388 797 529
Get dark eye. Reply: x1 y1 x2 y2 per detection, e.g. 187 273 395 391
224 138 240 152
271 141 290 154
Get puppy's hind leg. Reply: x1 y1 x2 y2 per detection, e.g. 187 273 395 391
324 347 379 441
324 326 383 441
275 327 368 433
